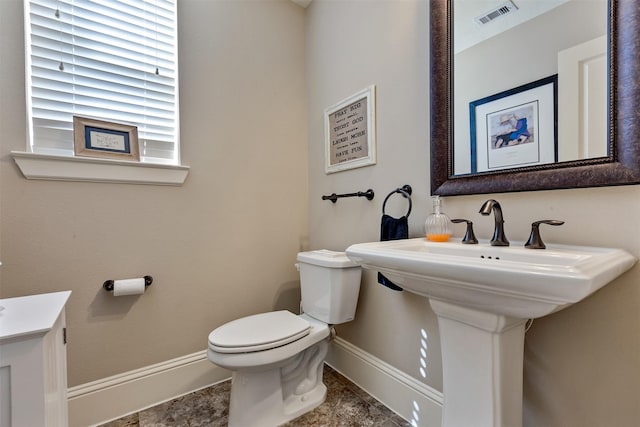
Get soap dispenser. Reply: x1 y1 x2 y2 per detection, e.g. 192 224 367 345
425 196 452 242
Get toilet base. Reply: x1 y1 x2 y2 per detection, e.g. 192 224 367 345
228 340 329 427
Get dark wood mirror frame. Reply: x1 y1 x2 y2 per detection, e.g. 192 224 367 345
430 0 640 196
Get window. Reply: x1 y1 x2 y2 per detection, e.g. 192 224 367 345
25 0 179 165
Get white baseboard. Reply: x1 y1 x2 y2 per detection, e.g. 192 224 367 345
68 339 443 427
326 337 443 427
67 350 230 427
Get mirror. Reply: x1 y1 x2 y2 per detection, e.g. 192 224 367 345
430 0 640 196
454 0 607 175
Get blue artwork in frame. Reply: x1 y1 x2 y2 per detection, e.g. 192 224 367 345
469 75 558 174
83 126 132 154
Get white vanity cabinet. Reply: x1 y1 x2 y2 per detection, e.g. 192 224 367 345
0 291 72 427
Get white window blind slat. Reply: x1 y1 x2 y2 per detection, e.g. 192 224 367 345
31 38 177 76
26 0 179 163
31 64 177 103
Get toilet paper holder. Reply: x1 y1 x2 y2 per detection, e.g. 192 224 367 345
103 276 153 292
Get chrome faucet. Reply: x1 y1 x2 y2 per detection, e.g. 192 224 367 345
479 199 509 246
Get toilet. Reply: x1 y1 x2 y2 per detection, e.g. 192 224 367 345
207 250 361 427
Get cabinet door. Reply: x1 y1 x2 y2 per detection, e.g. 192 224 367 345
43 311 69 427
0 310 68 427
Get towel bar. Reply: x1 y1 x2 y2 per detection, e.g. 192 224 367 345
322 189 374 203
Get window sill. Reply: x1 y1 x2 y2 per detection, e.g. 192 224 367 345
11 151 189 186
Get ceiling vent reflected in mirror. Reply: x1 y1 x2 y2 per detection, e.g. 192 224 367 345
455 0 570 53
474 0 519 26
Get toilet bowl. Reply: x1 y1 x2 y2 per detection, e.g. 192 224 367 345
207 250 361 427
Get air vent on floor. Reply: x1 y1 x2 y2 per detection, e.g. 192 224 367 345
474 1 519 25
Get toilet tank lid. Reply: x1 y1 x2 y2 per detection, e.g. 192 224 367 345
297 249 359 268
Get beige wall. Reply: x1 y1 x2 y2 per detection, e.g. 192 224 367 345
305 0 443 390
0 0 308 387
2 0 639 425
305 1 639 426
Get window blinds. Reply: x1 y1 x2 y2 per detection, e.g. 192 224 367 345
25 0 179 164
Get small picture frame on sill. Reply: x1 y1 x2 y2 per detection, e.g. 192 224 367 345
73 116 140 161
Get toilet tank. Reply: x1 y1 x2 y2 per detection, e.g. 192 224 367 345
296 250 362 324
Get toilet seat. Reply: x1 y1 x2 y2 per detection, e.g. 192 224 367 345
209 310 311 353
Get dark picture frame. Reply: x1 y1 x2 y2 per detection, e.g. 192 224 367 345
469 75 558 174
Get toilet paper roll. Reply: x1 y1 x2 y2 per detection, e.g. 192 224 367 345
113 278 146 296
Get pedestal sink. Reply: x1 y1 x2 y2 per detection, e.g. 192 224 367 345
346 238 636 427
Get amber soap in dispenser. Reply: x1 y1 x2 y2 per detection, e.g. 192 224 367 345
425 196 452 242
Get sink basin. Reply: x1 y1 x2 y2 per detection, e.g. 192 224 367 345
346 238 636 318
346 238 636 427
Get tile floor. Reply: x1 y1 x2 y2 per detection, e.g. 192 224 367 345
99 365 411 427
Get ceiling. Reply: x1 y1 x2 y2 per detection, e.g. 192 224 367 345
454 0 569 53
288 0 570 51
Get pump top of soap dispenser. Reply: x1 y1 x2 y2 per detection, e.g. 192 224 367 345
425 196 452 242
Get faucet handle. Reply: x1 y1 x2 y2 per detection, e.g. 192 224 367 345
451 219 479 244
525 220 565 249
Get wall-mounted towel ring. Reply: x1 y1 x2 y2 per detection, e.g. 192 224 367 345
382 185 412 217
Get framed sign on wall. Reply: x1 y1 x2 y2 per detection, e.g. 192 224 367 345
324 85 376 174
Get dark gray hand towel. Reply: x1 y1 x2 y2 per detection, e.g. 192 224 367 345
377 214 407 291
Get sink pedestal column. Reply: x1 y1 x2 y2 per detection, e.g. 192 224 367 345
430 300 528 427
